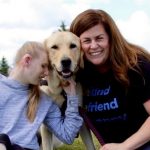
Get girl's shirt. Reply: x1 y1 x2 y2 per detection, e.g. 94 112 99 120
0 74 83 150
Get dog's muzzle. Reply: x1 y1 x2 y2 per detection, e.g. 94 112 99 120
58 58 73 79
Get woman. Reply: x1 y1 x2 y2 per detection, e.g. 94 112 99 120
0 41 83 150
70 9 150 150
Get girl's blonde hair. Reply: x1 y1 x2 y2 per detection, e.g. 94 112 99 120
15 41 48 122
70 9 150 87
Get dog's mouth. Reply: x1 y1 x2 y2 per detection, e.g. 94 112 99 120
58 69 73 79
54 58 74 79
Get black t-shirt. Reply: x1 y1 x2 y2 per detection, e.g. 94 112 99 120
77 58 150 145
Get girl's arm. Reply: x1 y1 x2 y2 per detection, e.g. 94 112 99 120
44 79 83 144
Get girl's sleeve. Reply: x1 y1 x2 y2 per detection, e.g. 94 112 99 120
43 95 83 144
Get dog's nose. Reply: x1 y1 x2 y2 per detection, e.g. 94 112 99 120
61 59 71 68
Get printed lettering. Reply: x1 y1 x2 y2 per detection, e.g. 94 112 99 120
96 113 127 123
89 86 110 96
86 98 118 112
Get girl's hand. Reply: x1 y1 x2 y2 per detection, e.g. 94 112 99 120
62 78 76 96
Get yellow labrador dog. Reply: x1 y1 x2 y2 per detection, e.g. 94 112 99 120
40 31 95 150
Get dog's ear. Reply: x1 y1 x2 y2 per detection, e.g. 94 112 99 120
43 39 48 50
43 38 53 71
79 51 84 68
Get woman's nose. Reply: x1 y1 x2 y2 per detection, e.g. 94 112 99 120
90 40 98 49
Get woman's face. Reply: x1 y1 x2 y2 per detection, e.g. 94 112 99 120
80 24 110 67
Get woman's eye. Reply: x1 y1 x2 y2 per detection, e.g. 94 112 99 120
82 39 91 44
97 37 103 40
96 36 105 41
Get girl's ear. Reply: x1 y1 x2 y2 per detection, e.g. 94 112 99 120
22 54 32 66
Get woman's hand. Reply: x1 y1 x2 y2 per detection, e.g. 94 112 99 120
100 143 129 150
62 78 76 96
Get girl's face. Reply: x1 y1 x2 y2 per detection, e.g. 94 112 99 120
28 52 49 85
80 24 110 68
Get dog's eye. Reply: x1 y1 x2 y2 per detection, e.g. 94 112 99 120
51 45 58 49
70 43 77 49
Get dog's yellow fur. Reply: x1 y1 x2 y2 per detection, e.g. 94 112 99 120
41 31 83 106
40 31 95 150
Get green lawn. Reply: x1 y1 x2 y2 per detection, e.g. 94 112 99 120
56 133 101 150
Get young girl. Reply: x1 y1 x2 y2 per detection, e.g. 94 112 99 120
0 41 83 150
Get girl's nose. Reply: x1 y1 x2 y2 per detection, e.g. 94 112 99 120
44 68 49 77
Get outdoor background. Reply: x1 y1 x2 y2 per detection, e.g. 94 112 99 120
0 0 150 148
56 133 100 150
0 0 150 67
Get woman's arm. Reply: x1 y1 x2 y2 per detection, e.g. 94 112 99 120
100 100 150 150
122 116 150 150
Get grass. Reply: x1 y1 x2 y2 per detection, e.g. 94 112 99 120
56 133 101 150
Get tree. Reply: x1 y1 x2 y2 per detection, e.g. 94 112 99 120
0 57 9 76
59 21 67 31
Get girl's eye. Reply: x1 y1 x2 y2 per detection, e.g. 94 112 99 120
42 64 47 69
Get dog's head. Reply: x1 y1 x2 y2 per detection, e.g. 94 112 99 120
44 31 83 80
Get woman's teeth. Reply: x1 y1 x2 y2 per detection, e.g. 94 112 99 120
90 51 101 56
